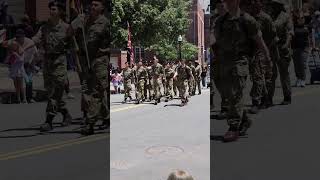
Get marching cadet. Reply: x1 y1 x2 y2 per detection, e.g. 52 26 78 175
268 0 294 105
174 59 192 106
212 0 271 142
187 60 196 96
71 0 110 135
164 61 175 102
32 0 73 132
150 55 165 105
194 60 202 95
135 60 148 104
121 62 133 103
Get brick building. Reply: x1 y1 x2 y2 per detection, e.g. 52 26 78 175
186 0 205 64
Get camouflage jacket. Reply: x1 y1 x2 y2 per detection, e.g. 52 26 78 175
136 66 148 80
32 19 73 57
150 63 164 79
195 64 202 78
254 11 277 48
72 14 110 60
165 66 175 79
176 64 192 81
214 11 261 63
122 68 133 82
273 11 294 46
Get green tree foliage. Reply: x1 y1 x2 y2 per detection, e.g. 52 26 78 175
112 0 198 61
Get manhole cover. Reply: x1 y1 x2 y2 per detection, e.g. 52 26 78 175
145 146 184 156
110 160 131 170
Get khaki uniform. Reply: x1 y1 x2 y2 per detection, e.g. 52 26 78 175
176 64 192 101
195 64 202 94
189 64 196 95
172 64 178 96
250 11 276 104
214 12 261 127
271 11 294 100
33 19 72 119
72 15 110 125
150 63 164 100
122 67 133 99
164 66 175 97
136 66 148 101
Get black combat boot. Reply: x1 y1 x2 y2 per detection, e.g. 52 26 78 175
61 111 72 127
239 111 252 136
223 125 240 142
99 119 110 130
249 99 260 114
40 114 55 132
81 123 95 136
281 96 291 105
122 98 127 103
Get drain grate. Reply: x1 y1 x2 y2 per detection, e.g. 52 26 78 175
145 145 184 156
110 160 132 170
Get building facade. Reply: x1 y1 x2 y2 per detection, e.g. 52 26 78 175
186 0 205 64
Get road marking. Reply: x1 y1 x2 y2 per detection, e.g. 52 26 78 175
110 89 210 113
111 104 146 113
0 134 109 161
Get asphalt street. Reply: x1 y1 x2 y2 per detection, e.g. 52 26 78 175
211 63 320 180
110 88 210 180
0 90 109 180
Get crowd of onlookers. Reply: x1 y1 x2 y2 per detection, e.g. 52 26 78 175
290 3 320 87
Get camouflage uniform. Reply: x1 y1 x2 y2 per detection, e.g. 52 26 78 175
271 11 294 102
72 14 110 131
32 19 73 130
150 63 164 102
253 11 277 105
136 65 148 102
176 64 192 104
164 65 175 98
214 12 260 129
122 67 133 100
172 64 178 96
188 63 196 95
250 11 276 106
194 63 202 94
146 65 153 100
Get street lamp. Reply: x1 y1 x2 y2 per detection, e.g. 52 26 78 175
178 35 183 60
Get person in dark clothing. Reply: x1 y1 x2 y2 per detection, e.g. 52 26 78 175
292 13 310 87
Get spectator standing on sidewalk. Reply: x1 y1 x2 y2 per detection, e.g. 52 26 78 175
3 40 27 103
14 29 38 103
292 12 310 87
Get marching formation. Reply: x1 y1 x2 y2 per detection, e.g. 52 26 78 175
120 56 205 107
210 0 318 142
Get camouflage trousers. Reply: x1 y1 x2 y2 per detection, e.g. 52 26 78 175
173 78 178 96
220 60 249 127
249 52 267 102
213 61 229 111
270 47 292 99
194 77 201 94
123 80 132 99
165 78 173 97
80 56 109 125
43 55 69 117
177 79 188 100
188 78 195 95
136 79 145 101
151 78 162 99
144 79 151 100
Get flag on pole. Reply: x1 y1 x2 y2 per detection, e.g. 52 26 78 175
0 29 6 44
127 22 134 65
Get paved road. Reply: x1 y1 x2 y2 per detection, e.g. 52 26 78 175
211 64 320 179
0 90 109 180
110 88 210 180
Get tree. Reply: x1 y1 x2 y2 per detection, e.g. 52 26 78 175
111 0 195 61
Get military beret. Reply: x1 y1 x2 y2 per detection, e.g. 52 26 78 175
48 0 66 10
92 0 106 6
